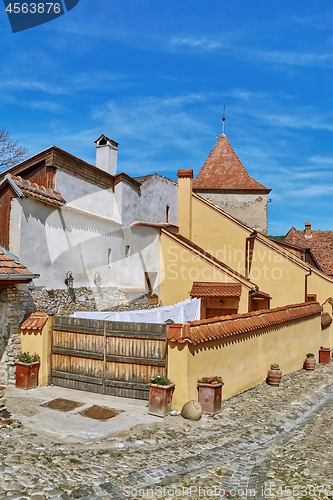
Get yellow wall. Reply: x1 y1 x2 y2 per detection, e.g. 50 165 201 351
187 194 333 308
191 195 251 273
168 313 322 410
249 239 306 307
177 175 192 240
21 316 52 386
160 231 249 313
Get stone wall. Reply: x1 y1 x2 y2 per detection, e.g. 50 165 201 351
0 285 35 385
0 291 10 384
31 286 150 316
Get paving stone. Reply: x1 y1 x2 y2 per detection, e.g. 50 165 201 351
1 363 333 498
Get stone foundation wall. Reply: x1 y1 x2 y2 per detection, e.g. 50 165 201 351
0 284 153 385
31 287 150 316
0 291 10 384
0 285 35 385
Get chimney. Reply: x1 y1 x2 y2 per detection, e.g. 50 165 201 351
177 169 193 240
305 222 312 238
94 135 119 176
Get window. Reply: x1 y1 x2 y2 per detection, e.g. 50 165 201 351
166 205 170 223
108 248 112 269
306 294 317 302
125 245 130 257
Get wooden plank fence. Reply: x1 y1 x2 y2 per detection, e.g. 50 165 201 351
51 316 168 400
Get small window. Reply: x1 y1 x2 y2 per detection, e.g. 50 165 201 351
166 205 170 223
125 245 130 257
306 294 317 302
108 249 112 269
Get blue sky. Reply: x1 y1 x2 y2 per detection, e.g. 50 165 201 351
1 1 333 235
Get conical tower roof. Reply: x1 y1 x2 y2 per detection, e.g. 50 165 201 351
193 134 270 192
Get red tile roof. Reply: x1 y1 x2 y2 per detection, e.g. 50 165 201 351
321 312 332 328
21 312 48 331
190 282 242 298
284 226 333 276
192 134 270 192
7 174 66 207
166 302 322 344
177 169 193 179
0 251 33 276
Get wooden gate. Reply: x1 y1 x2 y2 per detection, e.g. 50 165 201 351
51 316 167 400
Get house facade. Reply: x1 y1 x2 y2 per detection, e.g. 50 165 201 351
0 136 178 313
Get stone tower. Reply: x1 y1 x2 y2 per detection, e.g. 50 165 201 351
192 134 271 234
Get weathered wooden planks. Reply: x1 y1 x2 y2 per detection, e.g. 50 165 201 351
51 317 168 400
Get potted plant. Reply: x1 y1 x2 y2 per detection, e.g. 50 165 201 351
267 363 282 386
148 293 159 306
197 376 224 415
304 353 316 370
148 375 175 417
319 347 331 364
15 352 40 390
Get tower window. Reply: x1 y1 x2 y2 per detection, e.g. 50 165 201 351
166 205 170 223
108 249 112 268
125 245 130 257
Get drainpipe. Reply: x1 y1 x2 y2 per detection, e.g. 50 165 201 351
245 230 257 279
304 269 312 302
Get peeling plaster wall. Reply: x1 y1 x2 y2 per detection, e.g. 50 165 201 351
194 191 268 234
116 175 178 227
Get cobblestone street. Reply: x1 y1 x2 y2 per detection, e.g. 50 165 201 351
2 362 333 500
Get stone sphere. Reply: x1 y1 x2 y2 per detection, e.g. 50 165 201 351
181 400 202 421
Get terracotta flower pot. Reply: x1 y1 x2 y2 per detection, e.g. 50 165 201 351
15 361 40 390
148 383 175 417
197 383 223 415
267 367 282 386
304 356 316 370
319 349 331 364
148 297 159 305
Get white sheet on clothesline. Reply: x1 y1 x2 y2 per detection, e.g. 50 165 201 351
71 297 201 324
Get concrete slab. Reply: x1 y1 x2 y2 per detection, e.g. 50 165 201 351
4 385 162 441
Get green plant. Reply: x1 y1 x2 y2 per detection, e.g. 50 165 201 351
16 352 40 363
320 346 331 351
270 363 280 369
149 375 172 386
197 376 223 385
148 293 158 299
306 352 314 357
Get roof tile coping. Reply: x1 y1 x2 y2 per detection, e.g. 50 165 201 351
166 302 322 344
190 282 242 298
9 174 62 196
321 312 332 327
21 312 48 331
177 169 193 179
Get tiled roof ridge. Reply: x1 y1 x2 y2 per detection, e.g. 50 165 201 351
190 282 242 298
321 312 332 327
193 134 269 191
0 250 34 276
166 302 322 344
21 311 48 331
9 174 62 196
